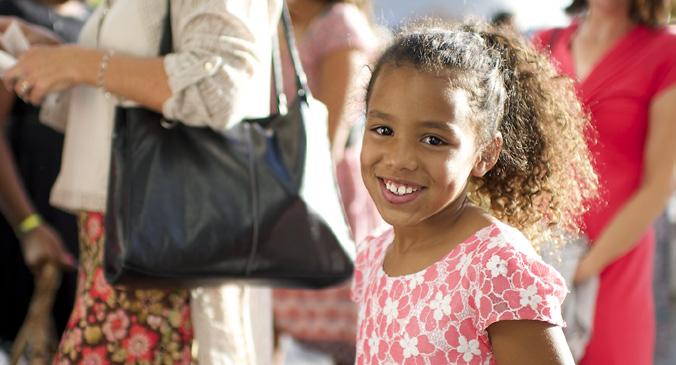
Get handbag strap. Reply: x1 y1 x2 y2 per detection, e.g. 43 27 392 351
278 2 310 103
159 1 309 115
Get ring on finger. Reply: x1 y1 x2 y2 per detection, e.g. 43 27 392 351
18 80 31 95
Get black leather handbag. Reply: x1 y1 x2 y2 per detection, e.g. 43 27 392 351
104 2 354 289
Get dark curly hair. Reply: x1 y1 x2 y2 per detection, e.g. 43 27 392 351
365 21 598 246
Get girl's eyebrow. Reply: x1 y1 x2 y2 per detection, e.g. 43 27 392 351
419 121 462 144
419 120 454 133
366 109 395 121
367 110 458 135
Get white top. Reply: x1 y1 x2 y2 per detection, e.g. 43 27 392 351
41 0 281 213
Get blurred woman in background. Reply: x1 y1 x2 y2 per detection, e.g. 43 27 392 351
272 1 383 364
535 0 676 363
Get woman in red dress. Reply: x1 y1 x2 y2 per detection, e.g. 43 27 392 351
534 0 676 364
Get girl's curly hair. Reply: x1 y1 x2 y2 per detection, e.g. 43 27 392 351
365 21 599 247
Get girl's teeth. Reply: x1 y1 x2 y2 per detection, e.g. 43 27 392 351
384 180 419 196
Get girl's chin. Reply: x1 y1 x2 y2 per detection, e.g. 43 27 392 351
377 209 424 228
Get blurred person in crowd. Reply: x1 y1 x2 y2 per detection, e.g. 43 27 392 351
0 0 87 353
280 0 383 240
272 0 382 364
2 0 281 363
654 0 675 354
491 11 517 30
534 0 676 363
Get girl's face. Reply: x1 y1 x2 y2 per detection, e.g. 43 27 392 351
361 65 489 228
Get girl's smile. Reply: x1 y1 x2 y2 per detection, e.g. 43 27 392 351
377 177 426 204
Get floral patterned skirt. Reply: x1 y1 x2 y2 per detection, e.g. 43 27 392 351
53 212 194 365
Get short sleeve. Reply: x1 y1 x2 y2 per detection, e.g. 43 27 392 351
650 29 676 98
471 232 568 334
306 3 377 60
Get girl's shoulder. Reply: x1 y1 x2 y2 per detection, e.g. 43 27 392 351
468 221 539 260
355 225 393 265
351 225 392 303
467 222 568 333
466 222 566 292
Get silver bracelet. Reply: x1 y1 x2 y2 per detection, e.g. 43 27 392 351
96 50 115 92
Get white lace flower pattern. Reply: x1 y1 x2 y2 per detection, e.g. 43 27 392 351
486 255 508 278
352 223 567 365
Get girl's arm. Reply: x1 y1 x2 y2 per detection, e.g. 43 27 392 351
315 48 369 158
574 86 676 283
489 320 575 365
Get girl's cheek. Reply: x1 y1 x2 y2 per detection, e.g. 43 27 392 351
360 144 375 169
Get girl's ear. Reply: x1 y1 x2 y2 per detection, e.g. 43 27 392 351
471 133 503 177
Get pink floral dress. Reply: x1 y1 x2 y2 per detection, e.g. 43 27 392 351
351 222 567 364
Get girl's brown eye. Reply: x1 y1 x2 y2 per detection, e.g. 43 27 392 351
372 126 393 136
422 135 446 146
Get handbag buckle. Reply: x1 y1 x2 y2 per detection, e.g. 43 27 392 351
160 118 178 129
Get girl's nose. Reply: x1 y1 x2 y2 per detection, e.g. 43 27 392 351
384 140 418 171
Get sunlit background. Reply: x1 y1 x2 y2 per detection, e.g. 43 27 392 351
373 0 571 32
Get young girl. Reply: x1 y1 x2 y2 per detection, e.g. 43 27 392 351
352 21 598 364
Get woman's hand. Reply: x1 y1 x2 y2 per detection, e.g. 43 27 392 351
3 45 99 105
573 253 602 284
0 16 62 47
20 224 76 273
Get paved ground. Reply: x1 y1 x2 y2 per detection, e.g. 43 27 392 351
655 299 676 365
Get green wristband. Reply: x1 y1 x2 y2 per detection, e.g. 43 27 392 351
16 213 43 238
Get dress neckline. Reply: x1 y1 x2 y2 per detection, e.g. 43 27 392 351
563 21 644 86
378 222 499 280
